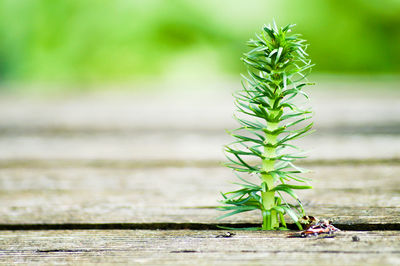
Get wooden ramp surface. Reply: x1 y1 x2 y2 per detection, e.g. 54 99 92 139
0 80 400 265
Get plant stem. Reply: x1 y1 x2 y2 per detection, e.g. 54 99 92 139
261 98 280 230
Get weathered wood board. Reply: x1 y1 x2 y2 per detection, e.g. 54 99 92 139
1 132 399 161
1 230 399 265
0 164 399 225
1 81 399 131
0 83 399 161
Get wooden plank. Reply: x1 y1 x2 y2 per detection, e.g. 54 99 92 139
0 165 399 225
0 133 399 161
1 81 399 131
0 230 399 265
0 84 399 161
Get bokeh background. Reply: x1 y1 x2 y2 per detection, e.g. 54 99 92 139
0 0 399 91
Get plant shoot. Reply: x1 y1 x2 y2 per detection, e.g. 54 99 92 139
219 23 314 230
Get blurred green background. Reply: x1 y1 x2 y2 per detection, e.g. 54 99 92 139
0 0 399 88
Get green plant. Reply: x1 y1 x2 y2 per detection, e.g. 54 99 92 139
219 23 314 230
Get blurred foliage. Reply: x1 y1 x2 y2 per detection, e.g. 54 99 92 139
0 0 399 83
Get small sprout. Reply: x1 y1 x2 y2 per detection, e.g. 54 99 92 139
299 215 319 229
218 23 315 230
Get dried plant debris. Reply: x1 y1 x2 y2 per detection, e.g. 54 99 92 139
296 216 340 237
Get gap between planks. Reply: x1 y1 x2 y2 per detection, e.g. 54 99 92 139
1 222 400 231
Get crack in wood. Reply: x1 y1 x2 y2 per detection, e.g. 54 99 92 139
0 222 399 231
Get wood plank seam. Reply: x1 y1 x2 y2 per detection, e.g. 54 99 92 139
0 223 400 231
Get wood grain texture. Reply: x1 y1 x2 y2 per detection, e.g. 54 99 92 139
1 132 399 161
0 230 399 265
0 85 399 161
0 165 399 225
